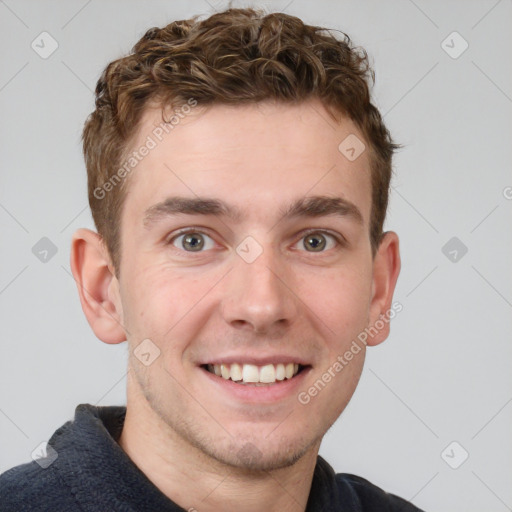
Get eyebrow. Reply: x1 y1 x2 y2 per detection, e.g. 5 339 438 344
143 194 364 228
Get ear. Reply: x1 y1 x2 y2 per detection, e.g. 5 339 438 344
366 231 401 347
70 228 126 344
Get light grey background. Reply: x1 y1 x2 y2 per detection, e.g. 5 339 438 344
1 1 511 511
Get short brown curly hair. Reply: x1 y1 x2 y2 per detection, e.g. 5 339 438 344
82 7 399 275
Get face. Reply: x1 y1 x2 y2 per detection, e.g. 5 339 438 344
113 99 380 471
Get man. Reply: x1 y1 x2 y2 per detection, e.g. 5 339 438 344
0 7 424 511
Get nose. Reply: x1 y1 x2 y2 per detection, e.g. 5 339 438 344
220 245 299 335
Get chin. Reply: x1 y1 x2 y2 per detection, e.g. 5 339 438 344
197 431 321 472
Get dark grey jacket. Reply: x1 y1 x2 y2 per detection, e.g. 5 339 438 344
0 404 425 511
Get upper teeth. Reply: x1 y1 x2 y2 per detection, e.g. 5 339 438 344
207 363 300 384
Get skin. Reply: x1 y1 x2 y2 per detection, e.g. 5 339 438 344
71 98 400 512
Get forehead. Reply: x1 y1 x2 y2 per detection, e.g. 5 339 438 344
123 99 372 227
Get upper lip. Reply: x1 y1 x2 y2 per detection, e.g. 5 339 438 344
199 355 311 366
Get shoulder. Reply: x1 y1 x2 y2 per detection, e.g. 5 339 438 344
336 473 425 511
310 456 424 511
0 460 78 511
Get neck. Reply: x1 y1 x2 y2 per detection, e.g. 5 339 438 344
118 373 320 512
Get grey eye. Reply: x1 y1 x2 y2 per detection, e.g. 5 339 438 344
301 232 336 252
172 232 215 252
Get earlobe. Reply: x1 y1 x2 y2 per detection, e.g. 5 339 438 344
70 228 127 344
366 231 401 347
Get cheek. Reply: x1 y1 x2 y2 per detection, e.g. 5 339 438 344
299 266 372 338
121 264 214 345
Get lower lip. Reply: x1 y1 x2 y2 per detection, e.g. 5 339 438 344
199 366 311 404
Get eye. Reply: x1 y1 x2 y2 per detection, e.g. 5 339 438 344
170 230 216 252
167 228 342 254
298 231 340 252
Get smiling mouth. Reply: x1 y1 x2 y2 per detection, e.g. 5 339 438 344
202 362 307 385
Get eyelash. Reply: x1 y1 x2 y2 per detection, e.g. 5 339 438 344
166 227 345 254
